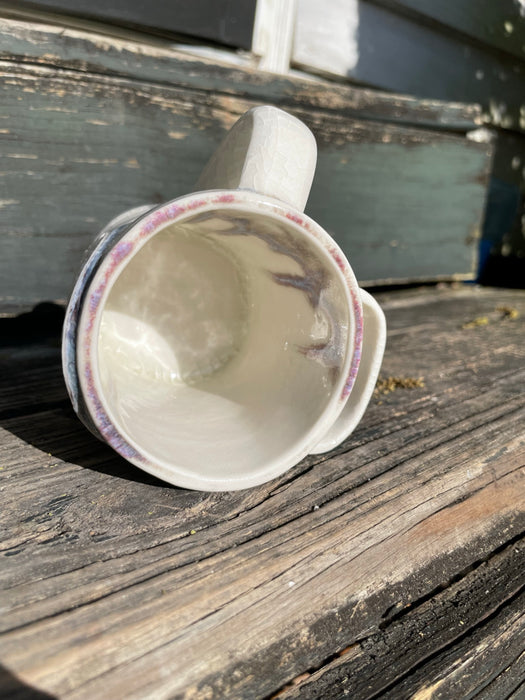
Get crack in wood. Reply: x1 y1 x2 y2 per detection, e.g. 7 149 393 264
267 537 525 699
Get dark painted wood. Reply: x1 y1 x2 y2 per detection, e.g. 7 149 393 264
478 130 525 287
0 18 483 131
372 0 525 63
1 286 524 698
293 0 525 133
0 19 491 310
11 0 258 49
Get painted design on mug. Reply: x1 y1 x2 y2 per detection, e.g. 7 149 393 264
342 287 363 398
62 208 154 420
281 209 363 399
186 209 346 384
212 193 236 204
69 198 215 462
69 191 364 474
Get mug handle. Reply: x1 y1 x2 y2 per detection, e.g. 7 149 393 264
195 105 317 213
309 289 387 454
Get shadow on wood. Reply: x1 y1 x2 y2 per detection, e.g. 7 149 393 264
0 664 56 700
0 312 171 488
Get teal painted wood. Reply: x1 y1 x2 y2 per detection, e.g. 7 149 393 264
310 139 490 284
0 20 491 308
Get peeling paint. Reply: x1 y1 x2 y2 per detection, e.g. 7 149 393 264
32 106 79 113
71 158 118 165
411 678 446 700
5 153 38 159
0 15 492 306
0 199 19 207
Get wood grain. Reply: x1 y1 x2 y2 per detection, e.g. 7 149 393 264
0 18 491 310
1 286 524 699
273 539 525 699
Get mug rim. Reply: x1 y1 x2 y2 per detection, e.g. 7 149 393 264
69 189 364 490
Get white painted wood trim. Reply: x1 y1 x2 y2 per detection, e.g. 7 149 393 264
252 0 297 74
293 0 359 78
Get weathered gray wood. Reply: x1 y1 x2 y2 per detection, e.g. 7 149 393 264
273 539 525 699
379 591 525 700
0 286 524 699
293 0 525 132
0 19 491 309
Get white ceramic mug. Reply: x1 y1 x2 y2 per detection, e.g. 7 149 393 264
62 106 386 491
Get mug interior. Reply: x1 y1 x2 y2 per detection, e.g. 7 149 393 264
90 202 355 487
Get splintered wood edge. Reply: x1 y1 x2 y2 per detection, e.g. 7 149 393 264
272 537 525 699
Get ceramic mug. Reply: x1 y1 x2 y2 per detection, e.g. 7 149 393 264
62 106 386 491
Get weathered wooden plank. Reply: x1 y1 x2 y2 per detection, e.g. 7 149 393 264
0 287 524 699
0 42 491 307
473 650 525 700
293 0 525 132
12 0 257 49
0 18 483 131
379 592 525 700
272 539 525 699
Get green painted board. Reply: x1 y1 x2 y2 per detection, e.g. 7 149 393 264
310 140 489 284
0 19 491 309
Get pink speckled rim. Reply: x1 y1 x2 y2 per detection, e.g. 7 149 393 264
76 190 364 489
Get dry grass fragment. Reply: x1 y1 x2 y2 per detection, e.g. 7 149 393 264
461 316 489 329
374 376 425 397
496 305 520 320
462 305 520 329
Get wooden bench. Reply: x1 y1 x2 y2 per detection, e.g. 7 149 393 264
1 285 524 698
